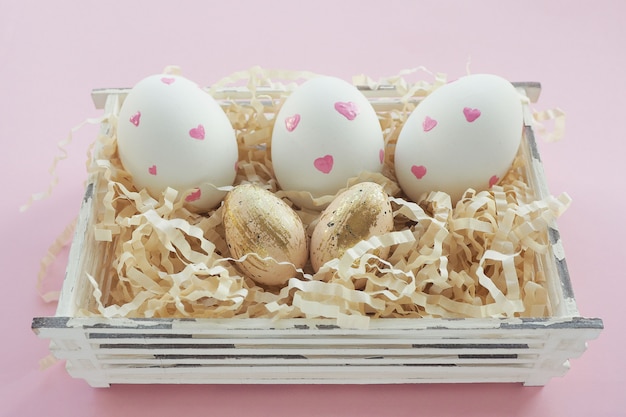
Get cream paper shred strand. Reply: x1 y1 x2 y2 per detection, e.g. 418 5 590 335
533 107 566 143
20 116 108 212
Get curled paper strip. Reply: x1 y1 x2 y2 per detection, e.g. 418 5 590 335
20 115 108 212
38 353 59 371
533 107 566 143
23 115 108 303
42 67 569 328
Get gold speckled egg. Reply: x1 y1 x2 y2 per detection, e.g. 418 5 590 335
310 182 393 272
222 184 308 286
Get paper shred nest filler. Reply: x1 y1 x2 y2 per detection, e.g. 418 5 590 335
32 74 603 387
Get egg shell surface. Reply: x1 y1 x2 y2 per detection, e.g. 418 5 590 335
222 184 308 287
310 182 393 272
394 74 524 204
117 74 238 211
271 76 385 203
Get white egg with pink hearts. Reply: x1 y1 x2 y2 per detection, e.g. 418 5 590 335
116 73 238 212
270 76 385 207
394 74 524 204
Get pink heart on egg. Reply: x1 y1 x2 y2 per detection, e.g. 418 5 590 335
185 188 202 202
422 116 437 132
161 77 176 85
411 165 427 179
130 111 141 127
314 155 334 174
285 114 301 132
463 107 481 122
148 165 157 175
334 101 359 120
379 149 385 164
189 124 205 140
489 175 499 188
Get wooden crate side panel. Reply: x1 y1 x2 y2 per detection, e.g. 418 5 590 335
520 119 580 319
33 316 602 387
55 95 120 318
54 182 96 317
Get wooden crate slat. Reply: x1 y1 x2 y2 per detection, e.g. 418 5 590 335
82 336 543 347
65 363 557 387
94 355 535 368
33 315 603 332
54 346 547 357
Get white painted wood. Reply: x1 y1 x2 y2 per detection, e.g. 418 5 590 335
34 314 601 387
63 364 548 386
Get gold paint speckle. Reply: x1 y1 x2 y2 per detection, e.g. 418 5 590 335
222 184 308 286
310 182 394 272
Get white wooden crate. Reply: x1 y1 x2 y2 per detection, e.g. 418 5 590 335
32 82 602 387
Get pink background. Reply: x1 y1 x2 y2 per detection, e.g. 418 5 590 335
1 1 623 416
